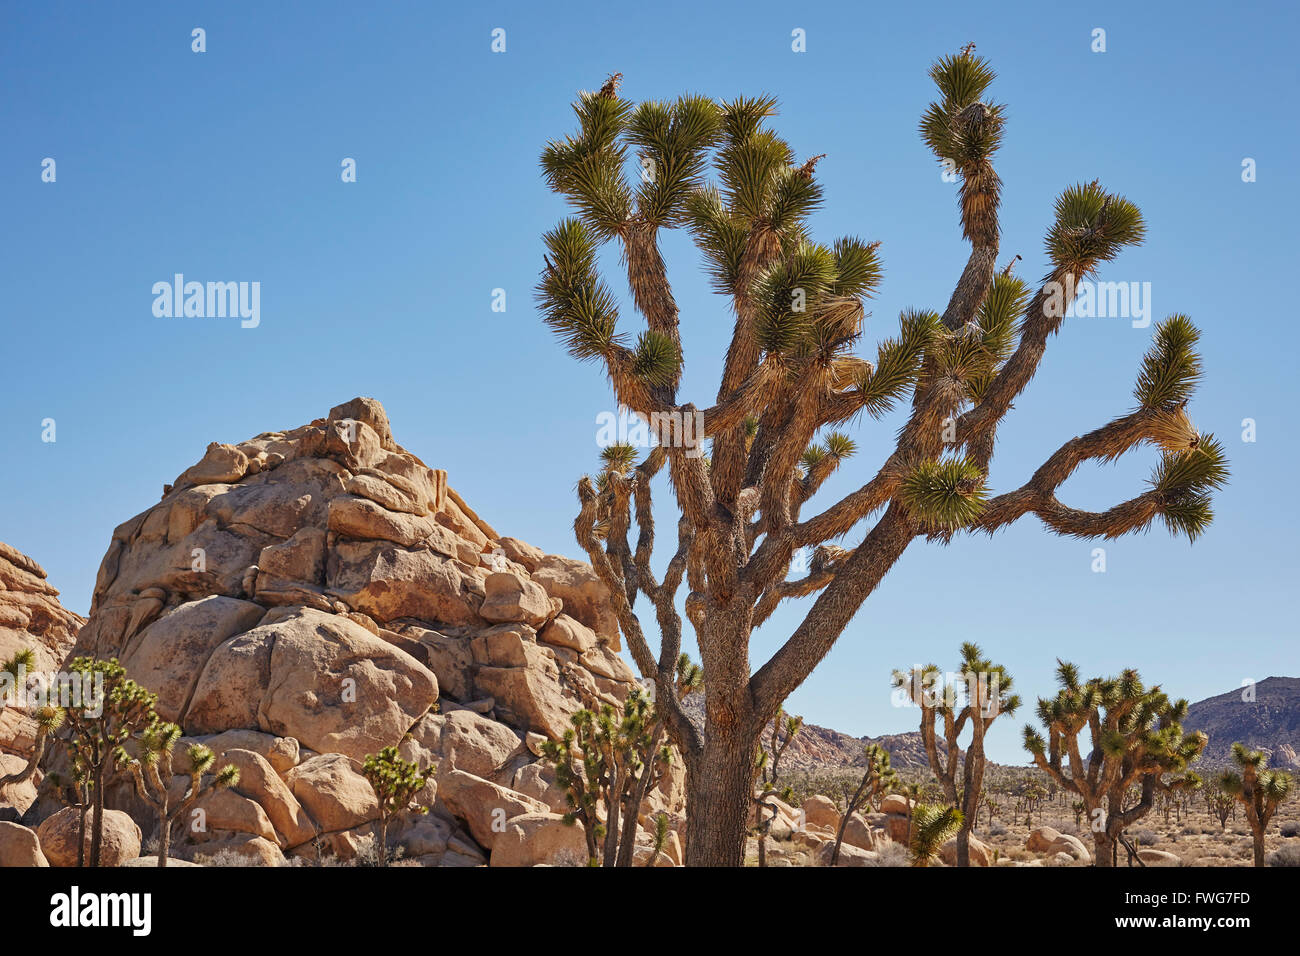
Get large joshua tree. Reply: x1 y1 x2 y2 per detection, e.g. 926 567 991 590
537 50 1226 866
1023 662 1206 866
893 642 1019 866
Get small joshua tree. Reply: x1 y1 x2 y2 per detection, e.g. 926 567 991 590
1023 662 1206 867
830 742 897 866
61 657 157 867
1208 780 1236 831
544 657 697 866
1218 743 1293 867
752 705 801 866
894 642 1019 866
361 746 432 867
127 721 240 868
909 803 962 867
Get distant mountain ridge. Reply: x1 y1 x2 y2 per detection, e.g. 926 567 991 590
1182 676 1300 769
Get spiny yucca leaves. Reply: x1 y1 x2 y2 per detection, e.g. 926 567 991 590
831 237 883 299
630 329 682 387
1135 314 1202 409
765 163 824 234
719 128 796 223
628 94 722 226
683 186 748 294
2 648 36 678
909 803 963 865
1045 182 1147 271
899 456 988 532
1231 742 1267 770
854 309 941 417
719 94 780 143
919 52 1003 165
1150 434 1228 541
540 89 634 238
539 219 623 361
752 241 837 354
600 443 639 476
975 271 1029 360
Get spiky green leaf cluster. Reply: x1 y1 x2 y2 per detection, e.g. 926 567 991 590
919 52 1003 168
1135 314 1202 409
1150 434 1228 542
1045 182 1146 271
852 309 941 418
540 89 634 239
538 219 622 362
899 456 988 532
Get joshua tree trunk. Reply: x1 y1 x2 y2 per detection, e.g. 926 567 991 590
156 816 171 868
90 758 107 867
685 723 756 867
77 803 88 868
1092 832 1116 868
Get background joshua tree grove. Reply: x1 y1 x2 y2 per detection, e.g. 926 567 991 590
537 49 1227 866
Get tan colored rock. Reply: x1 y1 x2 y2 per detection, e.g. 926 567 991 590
220 749 317 847
38 807 141 867
841 812 876 851
511 761 569 813
496 537 544 571
818 840 876 867
490 812 589 867
0 542 84 664
531 555 620 649
437 769 547 851
880 793 914 816
328 541 483 626
174 442 248 488
938 834 992 867
474 642 581 740
120 596 265 723
190 787 279 843
1026 826 1090 863
884 814 910 844
195 729 299 775
286 753 379 832
439 709 523 781
0 754 39 815
479 572 553 627
0 821 47 866
801 794 840 830
538 614 598 654
187 607 437 762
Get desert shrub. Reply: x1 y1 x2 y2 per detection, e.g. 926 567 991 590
864 839 910 868
1279 821 1300 838
193 848 276 867
1134 829 1158 846
988 823 1009 837
1267 844 1300 867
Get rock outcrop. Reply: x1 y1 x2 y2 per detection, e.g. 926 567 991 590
0 543 84 811
35 397 681 865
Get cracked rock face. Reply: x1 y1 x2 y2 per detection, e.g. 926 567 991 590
0 543 85 774
39 397 681 865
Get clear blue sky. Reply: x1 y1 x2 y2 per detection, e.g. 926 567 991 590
2 1 1296 763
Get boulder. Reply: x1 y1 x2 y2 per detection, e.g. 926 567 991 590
286 753 378 832
37 807 141 867
801 794 840 830
187 606 437 762
479 572 554 627
0 821 47 866
938 834 992 867
531 555 620 649
437 769 547 851
880 793 914 816
817 840 876 867
490 811 589 867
